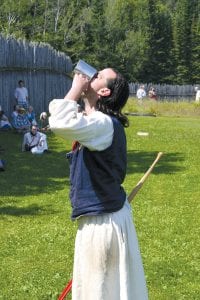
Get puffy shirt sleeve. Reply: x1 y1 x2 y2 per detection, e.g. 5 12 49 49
49 99 114 151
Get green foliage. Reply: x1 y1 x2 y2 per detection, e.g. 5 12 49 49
191 0 200 82
125 115 200 299
172 0 199 84
105 0 150 80
1 111 200 299
0 131 75 299
144 1 174 83
0 0 199 83
124 98 200 117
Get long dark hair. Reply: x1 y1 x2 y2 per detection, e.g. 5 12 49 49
96 69 129 127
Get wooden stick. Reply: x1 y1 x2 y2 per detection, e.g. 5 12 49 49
128 152 163 203
58 279 72 300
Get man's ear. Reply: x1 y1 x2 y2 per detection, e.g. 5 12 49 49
97 88 111 97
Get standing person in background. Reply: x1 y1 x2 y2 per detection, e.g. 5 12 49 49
195 87 200 103
148 87 157 100
136 85 146 101
14 80 29 110
49 67 148 300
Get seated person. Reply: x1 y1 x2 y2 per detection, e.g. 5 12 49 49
11 105 30 133
39 112 50 131
0 158 5 171
0 106 12 129
22 125 49 154
11 104 18 118
27 105 37 125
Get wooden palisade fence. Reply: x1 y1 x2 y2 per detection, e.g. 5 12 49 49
129 83 197 101
0 35 198 118
0 34 73 117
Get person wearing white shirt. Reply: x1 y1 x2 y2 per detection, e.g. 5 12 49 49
22 125 48 154
49 68 148 300
195 87 200 102
0 107 12 129
136 85 146 100
14 80 29 110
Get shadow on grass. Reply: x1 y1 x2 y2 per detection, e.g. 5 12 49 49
0 131 70 197
127 150 185 175
0 149 70 197
0 204 58 216
0 132 185 199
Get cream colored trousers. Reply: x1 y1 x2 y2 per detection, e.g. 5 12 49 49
72 201 148 300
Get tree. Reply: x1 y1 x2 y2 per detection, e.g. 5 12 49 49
143 0 174 83
190 0 200 83
172 0 194 83
104 0 150 81
0 0 199 84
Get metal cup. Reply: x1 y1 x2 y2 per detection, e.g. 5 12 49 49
74 60 97 80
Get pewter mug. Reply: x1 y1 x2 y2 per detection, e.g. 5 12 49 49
74 60 97 80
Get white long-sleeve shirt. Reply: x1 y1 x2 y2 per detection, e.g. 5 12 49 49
196 90 200 102
22 131 48 152
136 88 146 99
49 99 114 151
14 87 28 102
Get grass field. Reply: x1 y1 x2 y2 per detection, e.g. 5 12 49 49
0 101 200 299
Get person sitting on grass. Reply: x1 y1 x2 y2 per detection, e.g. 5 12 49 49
11 105 30 133
27 105 37 126
0 106 12 130
39 112 50 132
0 158 5 171
22 124 49 154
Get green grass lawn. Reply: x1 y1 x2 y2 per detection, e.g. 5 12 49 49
0 108 200 299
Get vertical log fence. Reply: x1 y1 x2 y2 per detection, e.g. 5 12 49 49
129 83 197 101
0 35 198 119
0 35 73 117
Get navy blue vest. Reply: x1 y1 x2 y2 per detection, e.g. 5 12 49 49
68 117 127 219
